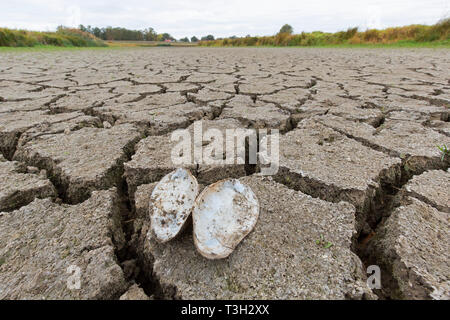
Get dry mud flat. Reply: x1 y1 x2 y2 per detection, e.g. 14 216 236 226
0 48 449 300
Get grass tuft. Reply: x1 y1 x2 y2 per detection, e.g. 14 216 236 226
437 144 449 161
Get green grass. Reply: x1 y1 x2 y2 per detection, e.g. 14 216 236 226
437 144 449 161
201 40 450 49
105 40 198 47
0 45 118 52
305 40 450 48
2 40 448 52
269 40 450 48
201 41 450 49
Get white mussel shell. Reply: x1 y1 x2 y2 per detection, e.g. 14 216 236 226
150 168 199 242
193 179 259 259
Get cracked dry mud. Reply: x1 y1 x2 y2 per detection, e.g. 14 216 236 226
0 48 449 300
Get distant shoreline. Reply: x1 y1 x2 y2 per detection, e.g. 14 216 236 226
1 18 448 48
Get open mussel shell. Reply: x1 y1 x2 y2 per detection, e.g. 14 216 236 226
150 168 199 243
193 179 259 259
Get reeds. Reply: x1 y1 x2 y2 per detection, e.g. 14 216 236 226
199 18 450 47
0 27 106 47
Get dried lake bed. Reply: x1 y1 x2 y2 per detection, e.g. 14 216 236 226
0 47 449 299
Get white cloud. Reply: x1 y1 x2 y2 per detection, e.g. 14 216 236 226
0 0 447 38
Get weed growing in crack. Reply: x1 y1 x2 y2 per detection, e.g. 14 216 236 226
323 242 333 249
436 144 449 161
316 234 333 249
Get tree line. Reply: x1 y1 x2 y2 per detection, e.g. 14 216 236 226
78 25 217 42
78 25 170 41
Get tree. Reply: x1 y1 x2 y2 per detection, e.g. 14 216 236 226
92 27 102 38
190 36 199 42
179 37 190 42
144 27 157 41
279 24 293 34
201 34 215 41
160 33 174 41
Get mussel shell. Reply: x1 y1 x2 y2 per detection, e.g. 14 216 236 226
193 179 259 259
150 168 199 242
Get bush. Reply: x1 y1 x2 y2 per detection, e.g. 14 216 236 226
0 27 106 47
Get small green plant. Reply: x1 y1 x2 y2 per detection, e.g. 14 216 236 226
323 242 333 249
437 144 449 161
404 162 411 173
316 234 333 249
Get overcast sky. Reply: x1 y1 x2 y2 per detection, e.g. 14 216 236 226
1 0 448 38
